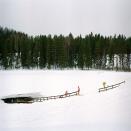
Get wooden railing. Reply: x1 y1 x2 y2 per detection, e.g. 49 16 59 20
98 81 125 92
33 91 79 102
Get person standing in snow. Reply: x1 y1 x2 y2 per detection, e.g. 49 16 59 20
65 90 68 96
77 86 80 95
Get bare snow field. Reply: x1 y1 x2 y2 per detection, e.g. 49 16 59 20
0 70 131 131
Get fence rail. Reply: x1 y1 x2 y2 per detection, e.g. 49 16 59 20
99 81 125 92
33 91 79 102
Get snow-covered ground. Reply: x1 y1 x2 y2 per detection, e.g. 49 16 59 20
0 70 131 131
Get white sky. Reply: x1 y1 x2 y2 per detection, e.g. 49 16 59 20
0 0 131 37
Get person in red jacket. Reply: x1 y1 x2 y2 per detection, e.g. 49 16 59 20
65 90 68 96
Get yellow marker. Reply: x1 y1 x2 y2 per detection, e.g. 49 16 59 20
103 82 106 88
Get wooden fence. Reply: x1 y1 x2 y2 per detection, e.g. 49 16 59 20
33 91 79 102
98 81 125 92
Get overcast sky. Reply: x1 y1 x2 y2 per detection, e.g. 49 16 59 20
0 0 131 37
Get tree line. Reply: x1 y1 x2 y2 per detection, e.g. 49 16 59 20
0 27 131 71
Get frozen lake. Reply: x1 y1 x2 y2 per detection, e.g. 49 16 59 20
0 70 131 131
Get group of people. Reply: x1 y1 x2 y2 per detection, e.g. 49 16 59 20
64 86 80 96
